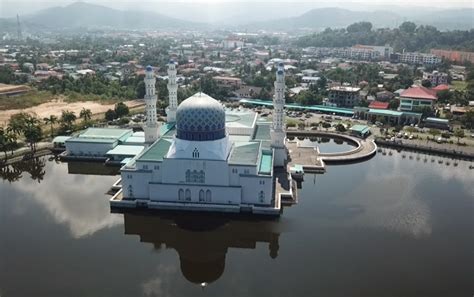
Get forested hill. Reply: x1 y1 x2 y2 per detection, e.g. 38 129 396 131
296 21 474 53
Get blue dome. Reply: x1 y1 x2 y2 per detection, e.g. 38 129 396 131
146 65 153 72
176 93 226 141
278 62 284 67
169 59 175 64
277 70 284 75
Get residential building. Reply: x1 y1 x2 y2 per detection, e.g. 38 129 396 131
327 86 361 108
399 86 438 112
423 71 448 86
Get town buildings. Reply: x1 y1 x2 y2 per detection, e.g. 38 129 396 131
327 86 361 108
423 70 448 86
399 86 438 112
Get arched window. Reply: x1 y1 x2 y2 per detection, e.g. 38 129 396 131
192 170 198 182
206 190 212 202
258 191 265 203
178 189 184 201
128 185 133 198
185 189 191 201
199 190 205 202
199 170 205 183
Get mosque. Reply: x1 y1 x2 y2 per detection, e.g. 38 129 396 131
110 61 290 216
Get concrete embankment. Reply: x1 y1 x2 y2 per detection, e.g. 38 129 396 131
375 139 474 161
0 142 53 166
287 131 377 164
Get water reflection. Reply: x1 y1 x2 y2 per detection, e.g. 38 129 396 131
122 212 281 285
0 157 47 183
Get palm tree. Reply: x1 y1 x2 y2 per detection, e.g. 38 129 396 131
60 110 77 131
43 115 58 139
79 108 92 124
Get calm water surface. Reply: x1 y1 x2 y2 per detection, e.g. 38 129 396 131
0 151 473 297
297 137 355 153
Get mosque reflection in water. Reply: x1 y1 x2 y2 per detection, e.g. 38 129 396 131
121 211 281 285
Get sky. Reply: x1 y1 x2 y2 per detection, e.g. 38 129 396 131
0 0 472 19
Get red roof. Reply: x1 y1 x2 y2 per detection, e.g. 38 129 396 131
431 84 449 92
369 101 390 109
400 86 437 100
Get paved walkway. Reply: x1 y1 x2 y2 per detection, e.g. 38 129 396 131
286 131 377 164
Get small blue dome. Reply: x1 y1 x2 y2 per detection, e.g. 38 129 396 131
176 93 226 141
169 59 175 64
146 65 153 72
278 62 284 67
277 70 284 75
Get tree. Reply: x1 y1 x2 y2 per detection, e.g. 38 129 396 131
399 21 417 34
43 115 58 139
388 99 400 110
23 122 42 153
60 110 77 130
335 123 346 132
79 108 92 123
114 102 129 118
105 109 117 121
421 80 432 88
428 128 441 139
453 128 465 143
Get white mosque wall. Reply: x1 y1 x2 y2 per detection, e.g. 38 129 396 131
161 159 230 186
240 175 273 205
65 141 117 156
149 184 242 205
227 126 254 136
228 165 258 186
122 170 152 199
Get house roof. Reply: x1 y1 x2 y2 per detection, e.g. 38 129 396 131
431 84 449 92
368 101 390 109
400 86 437 100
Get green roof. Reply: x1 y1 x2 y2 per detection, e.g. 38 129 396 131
138 138 172 161
66 137 117 144
229 142 260 165
258 152 273 175
79 128 132 140
52 136 71 143
160 123 175 136
368 109 403 117
253 123 271 141
240 99 354 115
426 117 449 124
106 145 144 156
350 125 370 134
225 110 256 128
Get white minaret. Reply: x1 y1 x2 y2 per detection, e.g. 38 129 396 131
144 65 159 144
271 63 287 167
166 60 178 123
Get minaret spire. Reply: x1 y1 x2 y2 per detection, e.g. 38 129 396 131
144 65 159 144
166 60 178 123
270 63 287 166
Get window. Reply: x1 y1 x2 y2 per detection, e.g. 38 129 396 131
206 190 212 202
259 180 265 185
178 189 184 201
192 148 200 158
185 189 191 201
258 191 265 203
128 185 133 198
244 169 249 174
185 169 205 183
154 165 160 170
143 165 148 170
199 190 205 202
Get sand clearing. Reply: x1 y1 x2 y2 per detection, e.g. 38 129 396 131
0 99 144 126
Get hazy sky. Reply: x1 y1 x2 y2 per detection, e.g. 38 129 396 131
1 0 472 18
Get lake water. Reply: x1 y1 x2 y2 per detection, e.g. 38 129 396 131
296 137 355 153
0 151 473 297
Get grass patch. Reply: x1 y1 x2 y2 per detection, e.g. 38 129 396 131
451 81 467 91
0 90 53 110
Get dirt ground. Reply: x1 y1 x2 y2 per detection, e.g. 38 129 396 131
0 99 144 127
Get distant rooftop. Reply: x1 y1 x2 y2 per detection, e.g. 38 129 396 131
78 128 132 142
400 86 437 100
106 145 144 156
